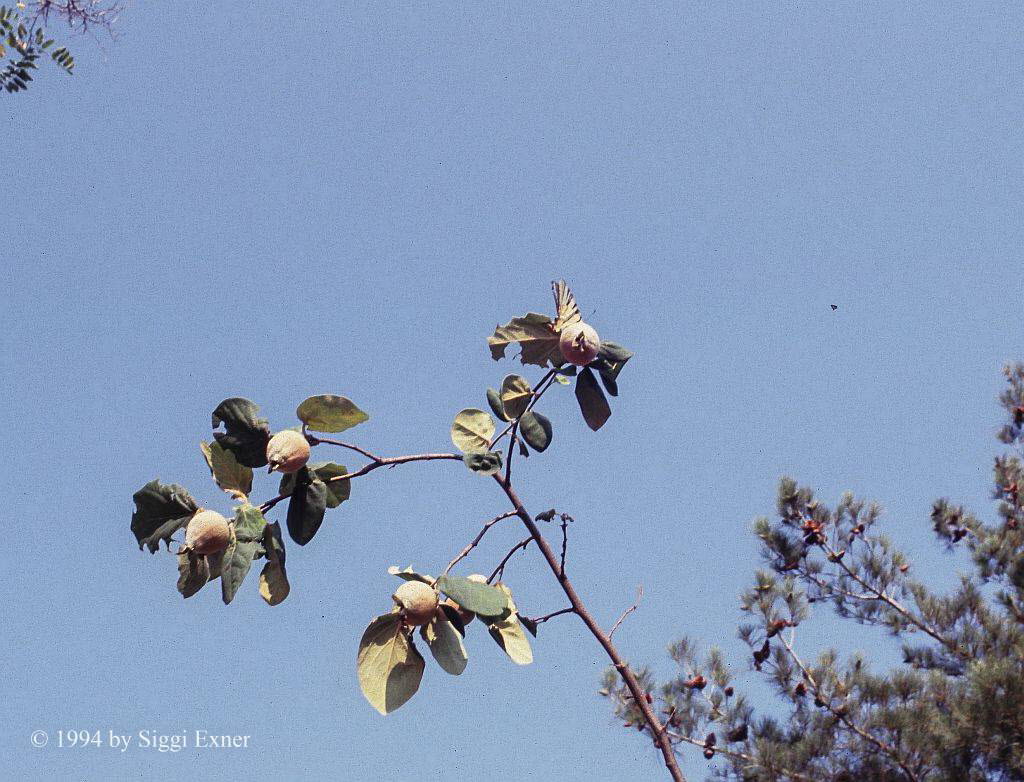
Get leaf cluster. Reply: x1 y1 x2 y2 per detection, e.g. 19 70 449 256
0 6 72 93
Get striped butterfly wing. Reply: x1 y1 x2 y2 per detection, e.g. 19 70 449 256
552 279 582 332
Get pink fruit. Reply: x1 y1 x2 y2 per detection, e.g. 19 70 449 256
266 430 310 473
559 322 601 366
184 509 231 556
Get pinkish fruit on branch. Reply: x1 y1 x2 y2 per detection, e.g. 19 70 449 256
559 322 601 366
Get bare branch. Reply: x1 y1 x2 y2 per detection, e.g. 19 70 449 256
523 606 575 625
258 451 461 513
609 585 643 641
305 433 382 463
26 0 123 37
487 536 533 584
440 511 517 577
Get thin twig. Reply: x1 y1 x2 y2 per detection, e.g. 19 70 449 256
559 512 573 576
440 511 518 578
523 607 575 625
259 451 462 513
609 585 643 641
505 422 519 484
306 434 381 463
488 536 533 583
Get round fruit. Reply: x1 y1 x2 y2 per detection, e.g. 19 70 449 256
184 509 231 556
266 430 310 473
393 581 439 626
559 322 601 366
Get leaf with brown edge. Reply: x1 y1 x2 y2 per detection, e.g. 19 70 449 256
487 313 561 368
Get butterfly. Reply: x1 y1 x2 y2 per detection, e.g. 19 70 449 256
552 279 582 332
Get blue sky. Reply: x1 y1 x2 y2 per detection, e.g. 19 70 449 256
3 2 1023 780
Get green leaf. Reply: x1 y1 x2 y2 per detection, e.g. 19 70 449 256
234 504 267 543
487 312 561 368
176 551 210 599
420 614 468 675
575 367 611 431
519 411 552 452
206 550 225 581
259 522 289 606
200 440 253 499
387 565 434 584
221 505 266 604
450 408 495 452
212 397 272 468
357 614 425 715
313 462 351 508
131 479 198 553
281 462 351 509
599 373 618 397
435 575 510 618
463 451 503 476
596 340 634 367
285 468 328 545
500 374 533 419
296 394 369 433
591 341 633 391
488 613 533 665
486 388 510 422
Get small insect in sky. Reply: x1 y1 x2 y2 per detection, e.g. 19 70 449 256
830 304 838 311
